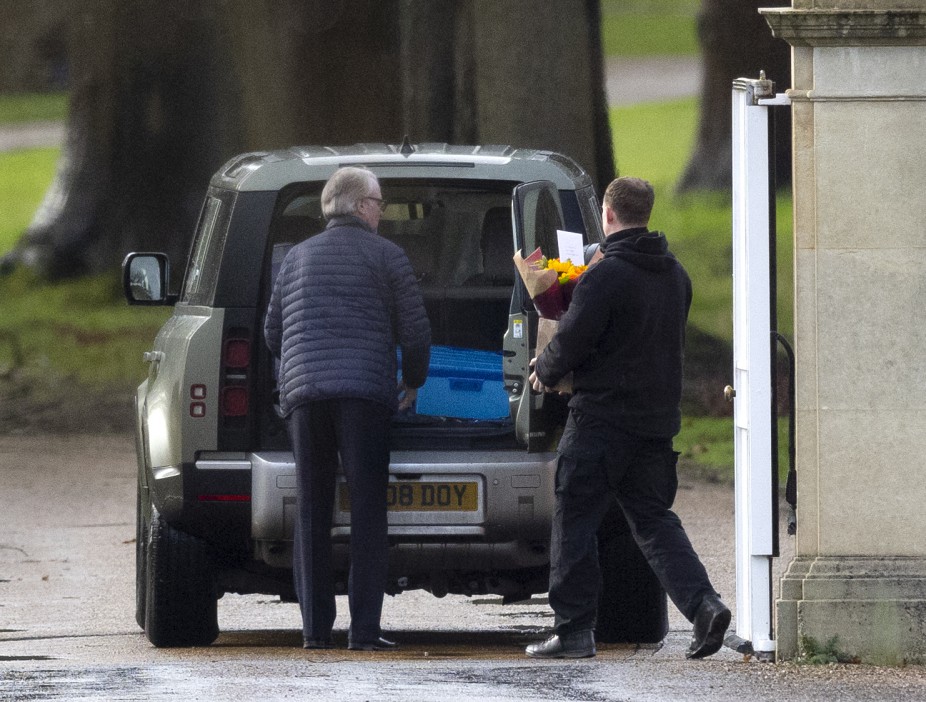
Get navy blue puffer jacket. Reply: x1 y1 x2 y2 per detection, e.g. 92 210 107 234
264 215 431 415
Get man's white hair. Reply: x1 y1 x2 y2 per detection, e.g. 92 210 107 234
321 166 379 219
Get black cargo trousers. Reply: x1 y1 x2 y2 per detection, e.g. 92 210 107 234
549 409 718 636
287 398 392 646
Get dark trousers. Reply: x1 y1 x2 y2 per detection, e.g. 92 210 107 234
549 410 717 635
287 398 391 644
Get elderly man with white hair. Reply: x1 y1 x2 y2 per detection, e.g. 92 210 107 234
265 166 431 652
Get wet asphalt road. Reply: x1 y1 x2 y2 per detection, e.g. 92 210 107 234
3 434 926 701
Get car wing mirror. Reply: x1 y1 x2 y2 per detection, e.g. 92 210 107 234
122 252 177 306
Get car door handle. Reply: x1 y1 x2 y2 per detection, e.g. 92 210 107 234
143 351 164 364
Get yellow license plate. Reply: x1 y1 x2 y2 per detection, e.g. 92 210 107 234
339 481 478 512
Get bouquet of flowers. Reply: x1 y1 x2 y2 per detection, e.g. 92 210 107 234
512 247 598 320
513 245 603 393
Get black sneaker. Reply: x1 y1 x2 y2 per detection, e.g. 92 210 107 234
525 630 596 659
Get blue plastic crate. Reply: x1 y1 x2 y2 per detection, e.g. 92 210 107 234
400 345 509 420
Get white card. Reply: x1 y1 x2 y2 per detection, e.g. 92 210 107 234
556 229 584 265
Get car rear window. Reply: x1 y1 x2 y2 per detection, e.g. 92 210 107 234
268 179 520 290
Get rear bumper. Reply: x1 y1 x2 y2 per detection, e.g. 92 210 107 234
249 449 557 570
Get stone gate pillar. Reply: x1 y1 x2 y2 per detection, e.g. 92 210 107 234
762 2 926 664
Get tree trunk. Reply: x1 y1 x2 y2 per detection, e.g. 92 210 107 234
8 0 614 278
14 0 249 275
469 0 614 193
677 0 791 193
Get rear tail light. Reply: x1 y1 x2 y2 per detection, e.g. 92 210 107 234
198 493 251 503
220 329 252 422
224 338 251 368
221 386 249 417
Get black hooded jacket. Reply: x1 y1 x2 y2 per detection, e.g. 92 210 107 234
534 227 692 438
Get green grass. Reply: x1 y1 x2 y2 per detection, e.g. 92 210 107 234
0 92 68 125
0 267 170 386
601 0 699 57
0 94 67 255
0 93 68 255
0 91 164 393
0 148 60 254
612 98 699 188
676 415 792 485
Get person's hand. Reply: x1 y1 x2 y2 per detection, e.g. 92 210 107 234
529 357 547 393
397 382 418 411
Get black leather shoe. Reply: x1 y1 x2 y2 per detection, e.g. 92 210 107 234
348 636 399 651
304 638 334 650
525 630 596 659
686 594 731 659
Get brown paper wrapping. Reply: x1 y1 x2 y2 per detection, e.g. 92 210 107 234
536 316 573 394
516 244 604 395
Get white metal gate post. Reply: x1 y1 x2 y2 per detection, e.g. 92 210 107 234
730 75 789 659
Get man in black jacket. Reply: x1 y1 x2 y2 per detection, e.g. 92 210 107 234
525 177 730 660
265 166 431 652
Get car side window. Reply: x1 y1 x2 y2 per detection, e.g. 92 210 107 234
181 191 235 305
577 186 605 244
515 181 565 260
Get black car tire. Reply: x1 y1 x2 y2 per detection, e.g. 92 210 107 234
595 502 669 644
135 484 149 630
144 505 219 647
